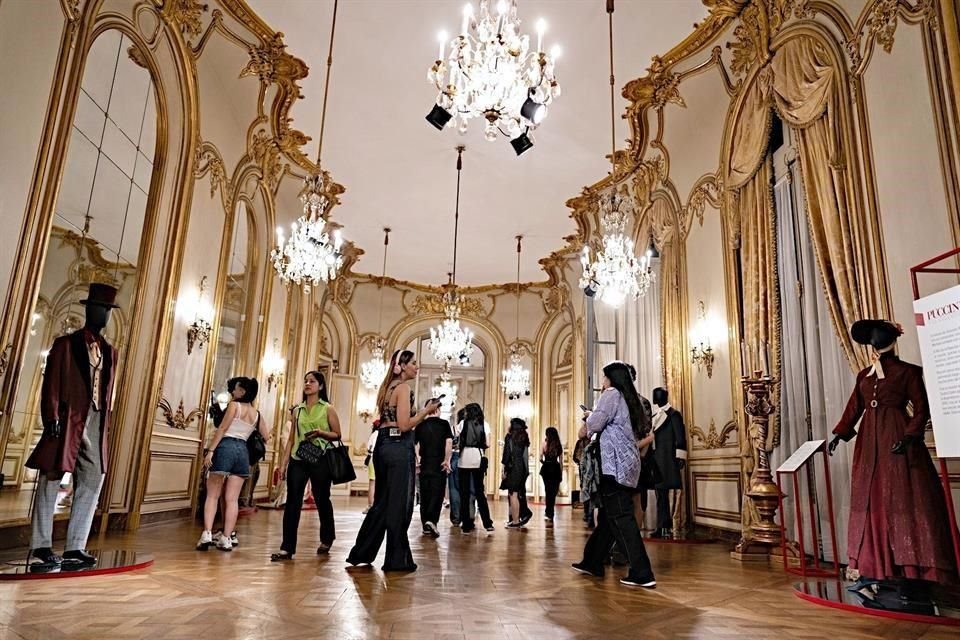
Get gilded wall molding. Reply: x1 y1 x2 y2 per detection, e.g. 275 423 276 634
842 0 938 75
160 0 209 40
157 397 204 430
690 418 739 449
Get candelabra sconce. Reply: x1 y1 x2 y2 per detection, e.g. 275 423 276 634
358 407 374 423
263 339 285 393
185 276 213 355
690 343 715 378
357 394 377 424
732 370 785 562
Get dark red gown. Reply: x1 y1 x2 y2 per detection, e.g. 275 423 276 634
834 353 958 583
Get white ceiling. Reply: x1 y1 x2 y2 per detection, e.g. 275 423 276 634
249 0 708 286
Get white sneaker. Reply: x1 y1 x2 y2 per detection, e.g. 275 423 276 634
229 531 239 547
196 530 213 551
216 536 233 552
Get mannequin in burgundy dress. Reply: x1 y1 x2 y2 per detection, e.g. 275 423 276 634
829 319 958 585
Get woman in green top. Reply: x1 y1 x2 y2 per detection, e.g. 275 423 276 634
271 371 342 561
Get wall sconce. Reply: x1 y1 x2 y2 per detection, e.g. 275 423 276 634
185 276 213 355
690 300 716 378
263 338 286 392
357 394 377 423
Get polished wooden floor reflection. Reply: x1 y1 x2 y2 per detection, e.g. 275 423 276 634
0 497 954 639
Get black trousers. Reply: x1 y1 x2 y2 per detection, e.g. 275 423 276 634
419 470 445 528
544 477 561 519
281 458 335 554
347 439 416 571
581 476 654 581
655 488 672 531
458 466 493 531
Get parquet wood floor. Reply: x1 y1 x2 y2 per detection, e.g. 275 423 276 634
0 497 954 640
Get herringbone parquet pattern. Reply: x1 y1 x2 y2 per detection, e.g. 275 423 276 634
0 497 951 639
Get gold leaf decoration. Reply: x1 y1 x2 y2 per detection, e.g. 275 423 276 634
690 419 739 449
410 295 486 318
158 398 203 430
161 0 209 39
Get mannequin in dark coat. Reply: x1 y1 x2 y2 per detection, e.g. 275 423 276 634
830 320 958 585
650 387 686 537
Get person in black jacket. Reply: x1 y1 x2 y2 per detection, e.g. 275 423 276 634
650 387 687 538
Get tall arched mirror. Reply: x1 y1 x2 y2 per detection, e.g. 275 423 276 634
403 335 486 423
0 31 157 523
213 200 254 394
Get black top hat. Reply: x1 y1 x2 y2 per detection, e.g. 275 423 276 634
80 283 120 308
850 319 902 348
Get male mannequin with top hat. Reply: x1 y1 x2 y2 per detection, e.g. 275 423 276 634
830 319 958 588
26 283 119 566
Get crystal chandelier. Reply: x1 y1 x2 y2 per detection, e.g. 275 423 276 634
501 236 531 399
580 189 655 307
272 0 345 292
430 288 475 363
360 229 392 389
426 0 561 155
579 0 653 308
430 146 475 363
432 364 459 420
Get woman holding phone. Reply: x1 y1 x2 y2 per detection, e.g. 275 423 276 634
347 350 441 572
271 371 342 561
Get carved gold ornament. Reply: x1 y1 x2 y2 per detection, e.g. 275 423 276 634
158 398 204 431
690 419 739 450
411 293 486 318
161 0 209 39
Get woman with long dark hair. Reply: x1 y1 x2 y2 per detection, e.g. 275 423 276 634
573 361 657 588
270 371 342 561
502 418 530 528
347 350 440 571
540 427 563 526
457 403 495 533
197 377 268 552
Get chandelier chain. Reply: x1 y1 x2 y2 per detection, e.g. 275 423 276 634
452 145 464 286
514 235 521 342
376 227 390 334
316 0 339 166
607 0 616 174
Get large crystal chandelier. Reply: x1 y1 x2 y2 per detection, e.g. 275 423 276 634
430 288 475 363
501 236 531 399
426 0 561 155
579 0 653 308
272 0 345 292
429 146 475 363
580 189 655 307
360 229 392 389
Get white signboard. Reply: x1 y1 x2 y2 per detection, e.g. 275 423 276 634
914 283 960 458
776 440 825 474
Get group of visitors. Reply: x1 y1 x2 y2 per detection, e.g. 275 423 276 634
193 351 669 591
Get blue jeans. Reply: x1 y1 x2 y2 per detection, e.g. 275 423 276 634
448 452 475 524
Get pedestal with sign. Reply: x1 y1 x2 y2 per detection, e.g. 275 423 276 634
911 249 960 577
775 439 840 579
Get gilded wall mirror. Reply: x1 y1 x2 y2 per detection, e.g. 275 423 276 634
212 200 255 395
0 31 158 523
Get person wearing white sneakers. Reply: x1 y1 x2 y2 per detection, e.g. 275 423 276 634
197 377 267 552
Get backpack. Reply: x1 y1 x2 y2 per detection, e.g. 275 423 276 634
580 438 601 503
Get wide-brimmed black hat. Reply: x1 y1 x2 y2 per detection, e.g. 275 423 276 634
80 282 120 308
851 319 902 348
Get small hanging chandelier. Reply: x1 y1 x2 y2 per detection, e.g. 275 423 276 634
360 229 391 389
501 236 531 400
430 146 476 364
432 362 459 420
578 0 654 308
426 0 562 155
272 0 345 292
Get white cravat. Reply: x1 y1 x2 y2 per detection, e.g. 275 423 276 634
652 403 671 432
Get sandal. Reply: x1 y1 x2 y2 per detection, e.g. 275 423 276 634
270 551 293 562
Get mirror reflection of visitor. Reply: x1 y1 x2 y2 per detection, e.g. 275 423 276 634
573 361 657 589
197 376 268 552
347 350 441 571
271 371 342 561
540 427 563 527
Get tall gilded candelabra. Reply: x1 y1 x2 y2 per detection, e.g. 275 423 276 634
732 370 783 560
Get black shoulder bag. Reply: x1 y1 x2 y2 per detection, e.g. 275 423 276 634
247 411 267 466
294 407 326 465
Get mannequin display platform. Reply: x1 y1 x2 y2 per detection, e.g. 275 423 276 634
794 579 960 626
0 549 154 580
